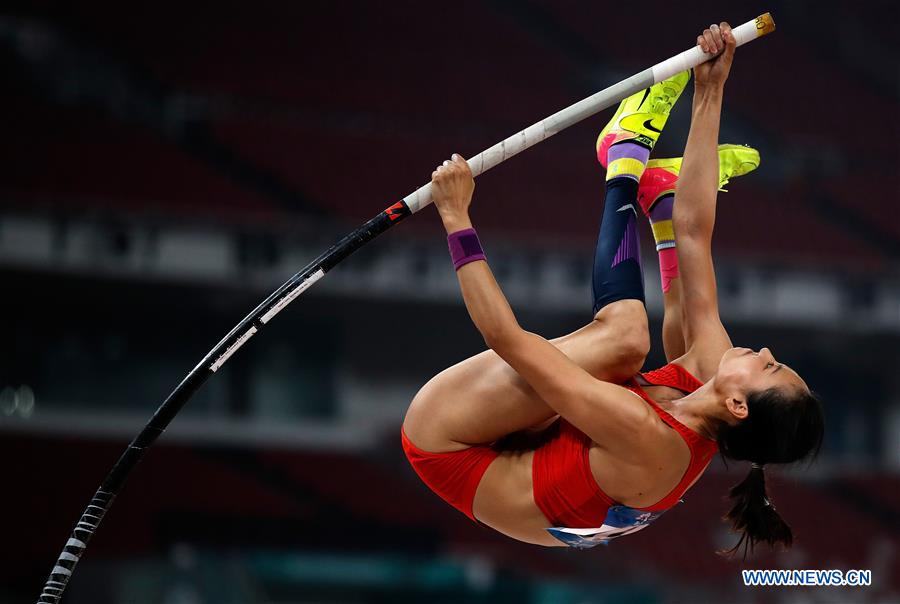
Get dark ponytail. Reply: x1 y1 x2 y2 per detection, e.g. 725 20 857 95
716 388 824 559
721 463 792 558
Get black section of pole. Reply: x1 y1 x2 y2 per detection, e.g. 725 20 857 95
36 201 412 603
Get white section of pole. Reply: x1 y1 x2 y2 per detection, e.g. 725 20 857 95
402 13 775 214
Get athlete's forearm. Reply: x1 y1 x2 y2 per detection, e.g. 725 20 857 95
441 212 522 354
674 85 723 240
671 83 732 358
432 155 523 351
454 248 522 351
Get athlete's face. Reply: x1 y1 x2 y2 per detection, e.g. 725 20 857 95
715 347 809 419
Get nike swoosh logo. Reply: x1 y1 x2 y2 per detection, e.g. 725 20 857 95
643 119 662 134
617 204 637 215
618 113 664 135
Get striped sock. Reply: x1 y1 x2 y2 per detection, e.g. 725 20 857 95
606 142 650 183
647 193 679 293
592 140 653 311
592 178 645 313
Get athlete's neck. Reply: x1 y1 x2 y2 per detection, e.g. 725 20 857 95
657 382 725 441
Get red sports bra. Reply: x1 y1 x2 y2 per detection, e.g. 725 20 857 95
532 363 719 528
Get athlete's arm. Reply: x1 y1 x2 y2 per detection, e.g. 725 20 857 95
672 23 736 378
431 156 665 459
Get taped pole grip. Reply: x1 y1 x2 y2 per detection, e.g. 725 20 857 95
651 13 776 82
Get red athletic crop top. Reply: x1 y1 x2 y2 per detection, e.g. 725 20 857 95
532 363 719 547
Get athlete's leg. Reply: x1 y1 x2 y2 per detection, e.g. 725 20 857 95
403 74 697 453
403 72 706 453
404 140 653 452
403 300 648 452
640 184 687 360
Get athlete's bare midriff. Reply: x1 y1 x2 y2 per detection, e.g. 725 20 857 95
472 449 563 546
472 383 702 546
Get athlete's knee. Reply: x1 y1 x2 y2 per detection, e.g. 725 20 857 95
594 300 650 372
617 324 650 373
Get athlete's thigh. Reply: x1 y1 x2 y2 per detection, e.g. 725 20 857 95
403 303 647 452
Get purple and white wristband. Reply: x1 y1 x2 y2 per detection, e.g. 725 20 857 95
447 227 486 270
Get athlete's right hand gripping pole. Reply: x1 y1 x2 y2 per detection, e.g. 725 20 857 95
402 13 775 213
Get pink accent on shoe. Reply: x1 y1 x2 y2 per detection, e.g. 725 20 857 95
597 131 638 168
597 133 615 168
637 166 679 216
659 247 679 293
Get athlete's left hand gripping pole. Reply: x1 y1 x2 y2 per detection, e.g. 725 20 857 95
37 14 774 602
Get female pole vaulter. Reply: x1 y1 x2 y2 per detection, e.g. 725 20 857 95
402 22 823 555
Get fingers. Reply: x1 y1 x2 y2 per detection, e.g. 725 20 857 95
431 153 470 182
436 154 469 173
710 23 723 49
721 22 735 56
433 159 452 178
699 29 716 54
699 23 726 54
701 28 716 54
450 153 468 170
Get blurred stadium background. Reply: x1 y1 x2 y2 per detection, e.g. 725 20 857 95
1 1 898 602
